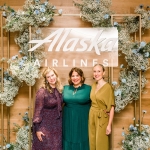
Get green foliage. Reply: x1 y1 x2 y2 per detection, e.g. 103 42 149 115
5 112 30 150
74 0 113 27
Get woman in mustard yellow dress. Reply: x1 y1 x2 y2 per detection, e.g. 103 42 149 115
89 64 115 150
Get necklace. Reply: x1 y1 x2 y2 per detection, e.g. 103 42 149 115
73 88 77 95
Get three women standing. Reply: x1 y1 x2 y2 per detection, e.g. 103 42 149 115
32 65 115 150
63 67 91 150
89 64 115 150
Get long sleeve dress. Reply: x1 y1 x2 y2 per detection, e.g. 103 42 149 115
62 84 91 150
89 82 115 150
32 87 63 150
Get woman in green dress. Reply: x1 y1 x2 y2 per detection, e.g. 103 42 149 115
89 64 115 150
63 67 91 150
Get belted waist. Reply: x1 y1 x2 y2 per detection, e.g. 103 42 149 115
91 106 108 127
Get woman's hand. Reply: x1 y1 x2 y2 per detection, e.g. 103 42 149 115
36 131 45 141
106 125 111 135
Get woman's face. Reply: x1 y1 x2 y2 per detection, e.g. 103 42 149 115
93 65 105 81
71 71 82 87
46 70 57 87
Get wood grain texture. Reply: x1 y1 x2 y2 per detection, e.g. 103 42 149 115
0 0 150 149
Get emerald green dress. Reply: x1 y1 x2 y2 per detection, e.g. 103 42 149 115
62 84 91 150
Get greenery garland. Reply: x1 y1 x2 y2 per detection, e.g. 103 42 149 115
121 111 150 150
74 0 150 112
5 112 29 150
113 69 147 112
0 0 150 149
0 62 21 106
0 0 55 148
74 1 150 148
0 0 55 85
124 5 150 34
8 55 41 86
73 0 113 27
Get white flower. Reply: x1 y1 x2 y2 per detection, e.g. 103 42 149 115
142 110 147 113
40 7 46 13
6 144 11 148
114 22 118 26
40 17 46 21
122 132 125 136
121 78 126 83
103 14 109 19
114 89 122 96
58 9 63 15
144 137 149 143
120 64 124 68
140 41 146 48
112 81 117 86
144 52 149 57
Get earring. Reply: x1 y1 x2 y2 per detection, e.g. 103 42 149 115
46 80 48 84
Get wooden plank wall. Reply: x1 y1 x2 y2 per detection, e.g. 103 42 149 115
0 0 150 149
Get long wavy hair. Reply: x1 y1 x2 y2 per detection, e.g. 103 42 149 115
68 67 85 85
42 67 63 93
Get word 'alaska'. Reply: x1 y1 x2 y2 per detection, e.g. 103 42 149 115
28 28 118 55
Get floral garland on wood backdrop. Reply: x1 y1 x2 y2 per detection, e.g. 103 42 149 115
0 0 150 149
73 0 113 27
74 0 150 112
0 0 55 106
73 0 150 149
5 112 29 150
0 0 56 148
0 58 21 106
121 111 150 150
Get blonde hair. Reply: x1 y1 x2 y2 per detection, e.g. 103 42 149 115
93 64 105 72
42 67 63 93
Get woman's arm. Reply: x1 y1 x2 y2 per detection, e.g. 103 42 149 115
106 106 114 135
33 88 45 141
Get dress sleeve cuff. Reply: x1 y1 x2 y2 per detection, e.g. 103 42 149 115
33 123 41 132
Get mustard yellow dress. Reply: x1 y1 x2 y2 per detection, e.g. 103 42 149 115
89 82 115 150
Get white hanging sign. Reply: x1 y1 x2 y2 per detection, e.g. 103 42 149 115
29 28 118 67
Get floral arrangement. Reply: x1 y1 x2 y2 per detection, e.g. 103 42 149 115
74 0 150 112
0 0 53 78
0 0 55 88
8 55 41 86
1 0 55 32
0 0 149 148
73 0 113 27
0 67 21 106
111 22 150 112
117 27 133 55
113 41 150 112
5 112 30 150
123 5 150 34
113 69 147 112
14 26 46 57
125 41 150 71
0 0 56 148
121 111 150 150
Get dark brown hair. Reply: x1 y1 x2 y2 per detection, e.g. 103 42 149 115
68 67 85 85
